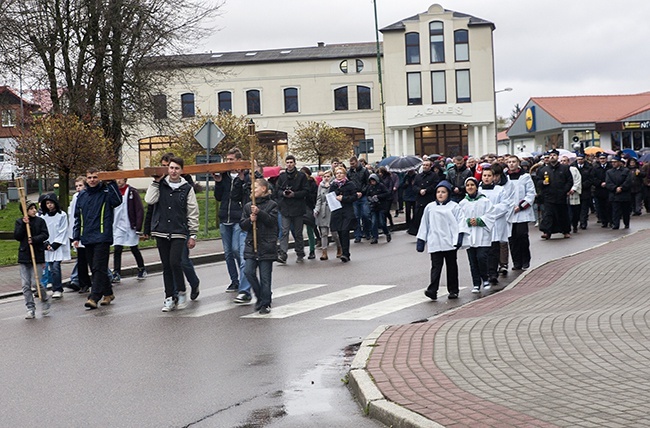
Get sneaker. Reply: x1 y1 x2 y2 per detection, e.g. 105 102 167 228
99 294 115 306
259 306 271 315
340 255 349 263
25 310 35 319
424 290 437 301
484 283 492 291
448 293 458 299
176 292 188 310
296 256 305 263
234 292 252 304
472 285 481 294
190 283 200 301
386 233 392 242
308 251 316 260
370 238 378 244
277 252 287 264
111 272 121 283
226 282 239 293
162 297 176 312
41 300 51 316
84 299 98 309
52 290 63 299
137 268 147 280
522 264 530 270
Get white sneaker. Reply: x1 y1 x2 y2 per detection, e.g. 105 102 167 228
472 285 481 294
25 310 35 319
176 292 188 310
162 297 176 312
42 300 51 316
52 290 63 299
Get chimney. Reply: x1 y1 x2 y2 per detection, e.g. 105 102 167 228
317 42 325 48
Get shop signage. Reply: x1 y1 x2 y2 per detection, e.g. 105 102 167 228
410 105 464 119
624 121 650 129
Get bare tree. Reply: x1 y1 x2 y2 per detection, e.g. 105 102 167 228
290 121 352 168
0 0 223 162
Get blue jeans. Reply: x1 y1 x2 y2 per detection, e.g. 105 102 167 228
244 258 273 309
220 223 250 293
353 196 371 240
49 260 62 292
370 210 389 239
181 241 200 289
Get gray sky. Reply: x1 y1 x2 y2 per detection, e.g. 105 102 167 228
198 0 650 119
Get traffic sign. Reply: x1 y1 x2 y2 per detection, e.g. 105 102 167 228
194 119 225 150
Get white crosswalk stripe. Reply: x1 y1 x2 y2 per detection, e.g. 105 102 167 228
242 285 394 319
180 283 329 318
326 287 467 320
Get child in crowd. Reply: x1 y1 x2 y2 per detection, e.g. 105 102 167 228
459 177 495 294
240 178 279 314
112 178 147 283
40 193 71 299
416 181 466 300
367 173 392 244
14 200 51 319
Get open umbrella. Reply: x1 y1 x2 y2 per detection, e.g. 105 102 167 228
621 149 638 159
387 155 423 173
378 156 399 167
639 153 650 163
557 149 572 157
516 151 533 159
584 146 602 155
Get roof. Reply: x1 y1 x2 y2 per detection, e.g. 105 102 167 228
0 86 40 108
532 93 650 123
380 8 494 32
148 42 381 69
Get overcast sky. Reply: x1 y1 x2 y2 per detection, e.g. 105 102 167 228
198 0 649 119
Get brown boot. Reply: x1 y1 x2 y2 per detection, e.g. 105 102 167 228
320 249 328 260
336 245 342 258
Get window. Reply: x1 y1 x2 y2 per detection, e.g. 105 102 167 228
339 60 348 74
454 30 469 62
357 86 371 110
283 88 299 113
246 89 261 115
356 59 364 73
405 32 420 64
407 72 422 105
334 87 348 111
0 147 4 162
218 91 232 112
181 93 195 118
152 94 167 120
429 21 445 63
456 70 471 103
431 71 446 103
1 109 16 127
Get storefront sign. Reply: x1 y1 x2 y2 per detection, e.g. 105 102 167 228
410 105 464 119
525 106 536 132
624 121 650 129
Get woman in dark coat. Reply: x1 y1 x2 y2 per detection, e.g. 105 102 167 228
329 167 358 262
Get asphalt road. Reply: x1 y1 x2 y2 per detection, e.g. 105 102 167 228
1 216 647 427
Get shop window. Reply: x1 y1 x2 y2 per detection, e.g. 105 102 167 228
284 87 299 113
334 87 348 111
455 70 471 103
181 93 195 118
246 89 261 115
405 32 420 64
407 72 422 105
152 94 167 120
431 71 446 104
218 91 232 112
357 86 371 110
454 30 469 62
429 21 445 63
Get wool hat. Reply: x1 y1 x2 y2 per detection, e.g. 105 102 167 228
436 180 453 192
464 176 479 187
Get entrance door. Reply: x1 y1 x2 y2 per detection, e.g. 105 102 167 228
414 124 468 157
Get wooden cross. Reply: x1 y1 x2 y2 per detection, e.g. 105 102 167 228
96 161 252 180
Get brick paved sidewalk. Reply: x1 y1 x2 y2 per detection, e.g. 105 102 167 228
353 229 650 428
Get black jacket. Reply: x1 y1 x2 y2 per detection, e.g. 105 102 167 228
347 164 370 195
14 215 49 264
536 162 573 204
214 171 248 224
606 166 632 202
571 161 594 200
240 195 279 261
591 162 611 198
329 179 358 231
149 179 195 239
367 182 391 212
274 168 308 217
413 169 439 208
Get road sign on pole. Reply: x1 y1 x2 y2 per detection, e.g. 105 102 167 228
194 119 226 235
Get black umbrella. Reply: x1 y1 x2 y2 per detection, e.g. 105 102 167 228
387 155 423 172
639 153 650 163
378 156 399 167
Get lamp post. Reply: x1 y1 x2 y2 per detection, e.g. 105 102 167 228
373 0 388 158
494 87 513 153
247 119 257 252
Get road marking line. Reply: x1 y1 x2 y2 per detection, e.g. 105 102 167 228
242 285 394 319
180 283 329 318
326 287 467 320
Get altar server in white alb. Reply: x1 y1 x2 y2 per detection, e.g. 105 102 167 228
416 181 467 301
111 178 147 283
39 193 71 299
506 155 536 271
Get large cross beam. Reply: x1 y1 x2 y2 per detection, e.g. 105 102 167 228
96 161 252 180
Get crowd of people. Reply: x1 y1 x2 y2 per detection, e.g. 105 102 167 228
14 146 650 319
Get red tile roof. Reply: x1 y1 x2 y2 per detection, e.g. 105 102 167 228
532 92 650 124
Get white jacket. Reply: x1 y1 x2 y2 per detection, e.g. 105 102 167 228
417 200 465 253
507 172 536 224
41 211 71 262
458 194 495 248
480 180 513 242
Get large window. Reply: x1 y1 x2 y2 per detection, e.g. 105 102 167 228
181 93 195 118
431 71 446 104
405 32 420 64
429 21 445 63
246 89 261 115
152 94 167 120
283 88 299 113
454 30 469 62
455 70 471 103
218 91 232 112
2 109 16 127
357 86 371 110
407 72 422 105
334 86 348 111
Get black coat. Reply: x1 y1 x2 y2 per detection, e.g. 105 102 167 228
367 182 391 212
274 168 308 217
329 180 358 231
413 169 439 208
591 162 611 198
606 166 632 202
14 216 49 264
536 162 573 204
240 195 279 261
571 161 594 200
347 164 370 195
